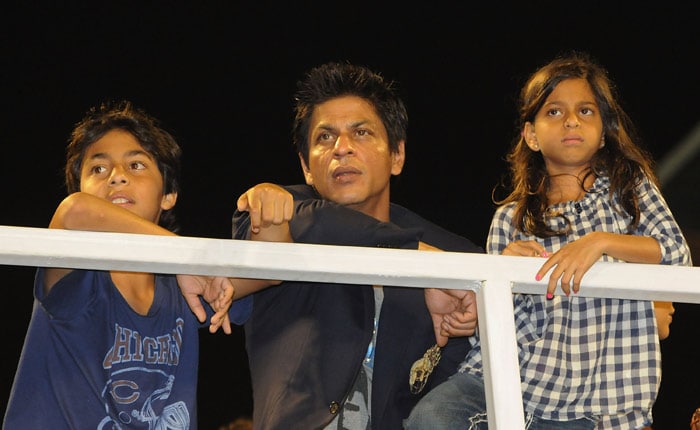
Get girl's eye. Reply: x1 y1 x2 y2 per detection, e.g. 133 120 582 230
91 165 107 174
581 107 594 115
546 108 561 116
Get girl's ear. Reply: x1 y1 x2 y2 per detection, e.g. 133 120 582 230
523 122 540 151
161 192 178 210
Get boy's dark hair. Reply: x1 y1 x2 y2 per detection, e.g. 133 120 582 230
292 62 408 164
65 100 182 232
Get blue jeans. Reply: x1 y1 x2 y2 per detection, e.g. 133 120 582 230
404 372 597 430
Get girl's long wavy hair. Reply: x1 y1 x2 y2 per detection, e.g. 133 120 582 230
496 52 658 237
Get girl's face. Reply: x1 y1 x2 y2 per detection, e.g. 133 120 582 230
523 78 605 176
79 129 176 223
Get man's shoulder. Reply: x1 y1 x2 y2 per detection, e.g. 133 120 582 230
284 184 319 199
389 203 483 253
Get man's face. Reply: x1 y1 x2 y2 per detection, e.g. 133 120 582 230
299 95 404 221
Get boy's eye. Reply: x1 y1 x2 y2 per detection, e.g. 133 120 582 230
130 161 146 170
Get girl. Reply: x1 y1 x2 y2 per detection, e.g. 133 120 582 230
405 52 691 429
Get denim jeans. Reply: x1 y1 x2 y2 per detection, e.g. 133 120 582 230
404 372 597 430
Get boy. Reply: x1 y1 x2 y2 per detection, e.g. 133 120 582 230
4 101 253 429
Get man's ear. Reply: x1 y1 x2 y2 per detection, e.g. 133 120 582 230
161 192 178 210
391 140 406 176
298 153 314 185
523 122 540 151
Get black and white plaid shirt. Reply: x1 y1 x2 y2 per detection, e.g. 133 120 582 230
460 176 691 429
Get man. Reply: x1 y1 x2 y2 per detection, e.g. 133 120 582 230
232 62 482 429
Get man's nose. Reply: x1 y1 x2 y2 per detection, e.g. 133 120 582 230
333 134 355 154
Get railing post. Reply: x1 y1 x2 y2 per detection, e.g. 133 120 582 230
477 277 525 429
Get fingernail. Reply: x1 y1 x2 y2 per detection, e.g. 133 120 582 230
535 274 542 281
541 252 548 257
546 292 554 300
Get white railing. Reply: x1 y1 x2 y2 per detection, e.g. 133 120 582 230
2 224 700 429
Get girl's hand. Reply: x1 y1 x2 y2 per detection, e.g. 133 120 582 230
536 232 605 297
503 240 548 257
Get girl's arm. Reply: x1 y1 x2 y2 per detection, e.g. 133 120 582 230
538 180 691 296
536 232 661 296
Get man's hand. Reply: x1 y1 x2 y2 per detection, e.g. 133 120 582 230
425 288 477 347
237 183 294 239
177 274 235 334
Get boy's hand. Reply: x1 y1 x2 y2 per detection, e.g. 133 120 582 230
177 274 234 334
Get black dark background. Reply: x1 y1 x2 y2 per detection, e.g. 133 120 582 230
2 2 700 429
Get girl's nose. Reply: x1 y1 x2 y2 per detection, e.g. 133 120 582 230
564 115 580 128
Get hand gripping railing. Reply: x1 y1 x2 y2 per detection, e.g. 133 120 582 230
2 225 700 429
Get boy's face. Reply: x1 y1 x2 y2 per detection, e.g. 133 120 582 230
79 129 176 223
298 95 404 221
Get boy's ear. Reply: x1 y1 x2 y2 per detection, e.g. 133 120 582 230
161 192 178 210
298 153 314 186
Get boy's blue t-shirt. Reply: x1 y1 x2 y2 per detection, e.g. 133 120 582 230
4 268 251 429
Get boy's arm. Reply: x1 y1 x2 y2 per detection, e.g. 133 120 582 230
46 192 236 332
49 191 174 234
44 192 178 291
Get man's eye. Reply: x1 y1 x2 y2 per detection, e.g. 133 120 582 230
318 132 335 142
